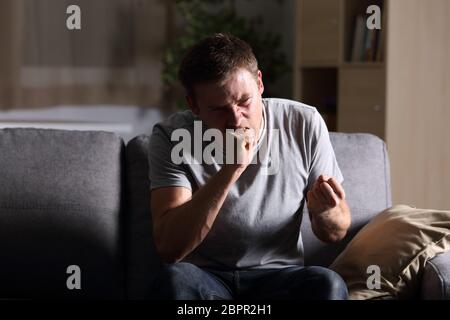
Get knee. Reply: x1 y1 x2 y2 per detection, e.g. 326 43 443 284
305 266 348 300
163 262 200 282
154 262 203 299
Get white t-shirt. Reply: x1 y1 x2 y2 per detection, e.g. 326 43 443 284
148 98 343 270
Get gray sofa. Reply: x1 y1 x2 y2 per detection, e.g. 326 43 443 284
0 128 448 299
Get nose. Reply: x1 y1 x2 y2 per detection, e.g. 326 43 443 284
227 105 242 128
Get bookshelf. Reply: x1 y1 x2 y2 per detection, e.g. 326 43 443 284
294 0 386 139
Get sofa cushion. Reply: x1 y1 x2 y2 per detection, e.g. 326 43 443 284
330 205 450 299
125 135 162 299
0 128 125 298
301 133 392 266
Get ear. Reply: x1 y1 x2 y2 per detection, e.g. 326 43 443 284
186 94 199 115
257 70 264 95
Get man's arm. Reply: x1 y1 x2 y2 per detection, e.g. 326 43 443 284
306 174 351 243
151 131 255 263
151 165 242 263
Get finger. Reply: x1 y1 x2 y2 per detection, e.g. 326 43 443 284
313 176 324 190
320 182 339 207
246 136 255 149
311 181 321 197
314 174 329 191
312 187 328 205
231 132 247 149
312 179 320 191
306 190 314 203
313 180 328 200
307 190 320 207
234 129 255 148
243 127 256 139
326 177 346 199
236 128 255 139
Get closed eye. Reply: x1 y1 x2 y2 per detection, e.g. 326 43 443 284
239 98 251 107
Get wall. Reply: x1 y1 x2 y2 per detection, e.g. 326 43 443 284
235 0 295 99
386 0 450 209
0 0 22 108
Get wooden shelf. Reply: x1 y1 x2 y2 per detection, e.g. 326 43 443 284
294 0 450 214
294 0 387 138
340 62 385 68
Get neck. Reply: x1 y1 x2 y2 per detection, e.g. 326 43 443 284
256 101 265 143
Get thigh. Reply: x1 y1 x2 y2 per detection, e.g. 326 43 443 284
240 266 348 300
154 262 233 300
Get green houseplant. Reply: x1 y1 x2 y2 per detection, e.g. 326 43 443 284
162 0 289 109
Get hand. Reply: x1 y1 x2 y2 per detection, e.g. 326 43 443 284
226 127 256 170
307 174 346 214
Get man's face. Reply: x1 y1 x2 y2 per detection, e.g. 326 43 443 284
187 68 264 137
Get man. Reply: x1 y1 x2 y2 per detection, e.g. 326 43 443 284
148 33 351 300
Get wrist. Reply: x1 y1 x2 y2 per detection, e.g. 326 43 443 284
220 164 245 182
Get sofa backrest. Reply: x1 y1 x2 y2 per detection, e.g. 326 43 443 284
125 135 162 299
0 128 125 298
300 133 392 267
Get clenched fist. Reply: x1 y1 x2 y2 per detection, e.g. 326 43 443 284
227 127 256 169
307 174 346 214
306 174 350 243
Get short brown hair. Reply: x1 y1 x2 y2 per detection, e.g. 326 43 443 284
178 33 259 97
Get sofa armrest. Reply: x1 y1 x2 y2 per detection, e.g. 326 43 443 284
421 251 450 300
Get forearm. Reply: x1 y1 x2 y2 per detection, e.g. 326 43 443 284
156 165 243 263
309 199 351 243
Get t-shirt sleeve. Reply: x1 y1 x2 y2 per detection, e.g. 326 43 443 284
306 110 344 192
148 125 195 191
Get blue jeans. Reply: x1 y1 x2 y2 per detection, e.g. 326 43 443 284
154 262 348 300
